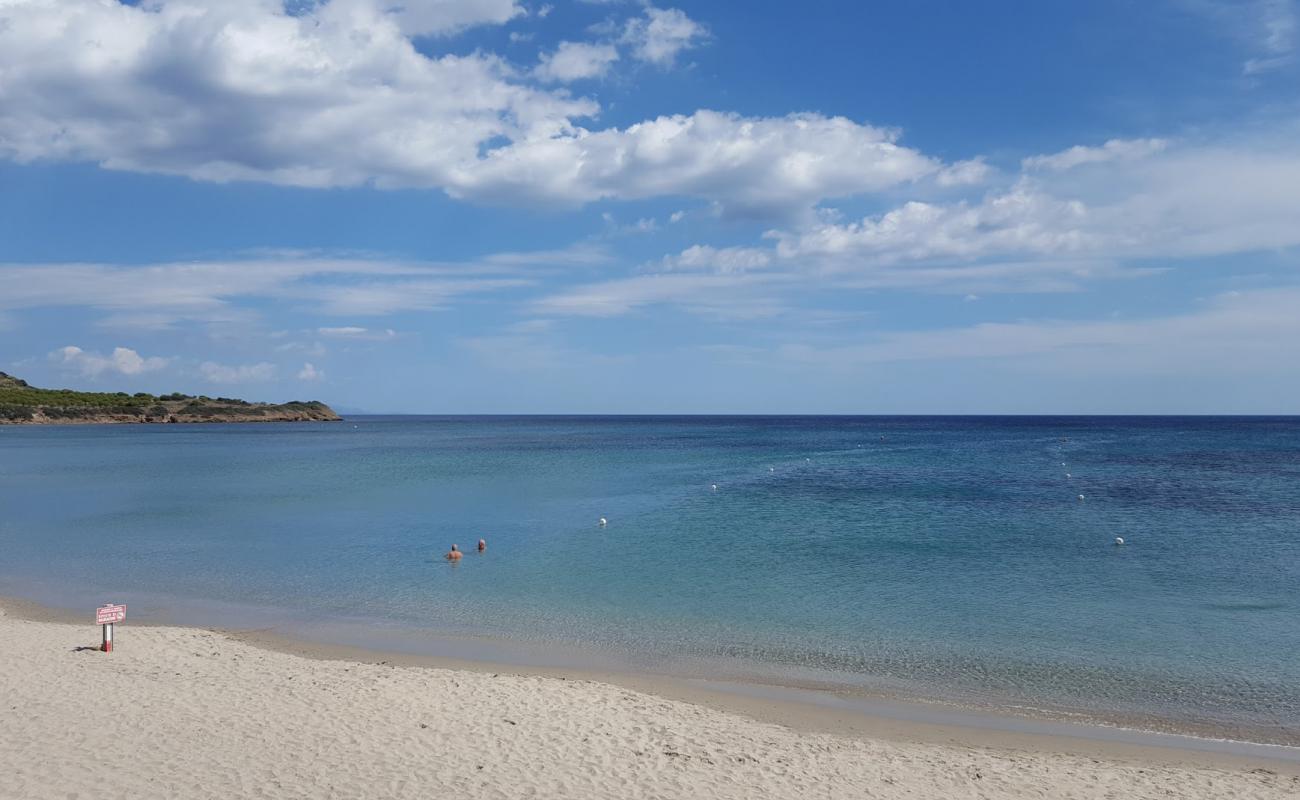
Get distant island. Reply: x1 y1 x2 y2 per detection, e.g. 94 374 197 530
0 372 340 425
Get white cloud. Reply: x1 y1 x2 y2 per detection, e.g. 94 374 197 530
0 250 570 324
935 158 992 186
316 326 369 337
451 111 941 216
621 6 708 66
306 278 530 315
316 326 398 339
534 41 619 82
601 213 659 234
660 244 771 274
531 129 1300 319
50 345 169 378
773 190 1091 265
323 0 526 36
0 1 947 218
1022 138 1168 172
297 362 324 381
0 0 594 189
534 272 789 319
716 132 1300 286
199 361 276 384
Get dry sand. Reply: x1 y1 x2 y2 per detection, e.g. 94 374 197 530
2 602 1296 800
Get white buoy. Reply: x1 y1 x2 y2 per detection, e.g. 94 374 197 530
711 484 718 492
1061 462 1067 467
598 517 607 527
1115 537 1125 545
769 467 775 472
1078 494 1085 501
1066 473 1072 478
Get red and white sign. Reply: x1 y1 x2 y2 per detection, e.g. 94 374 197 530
96 604 126 625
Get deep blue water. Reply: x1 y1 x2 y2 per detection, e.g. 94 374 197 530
2 416 1298 740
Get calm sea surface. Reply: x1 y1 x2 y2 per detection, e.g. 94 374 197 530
2 417 1298 741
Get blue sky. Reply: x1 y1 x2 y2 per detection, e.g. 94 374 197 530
1 0 1298 413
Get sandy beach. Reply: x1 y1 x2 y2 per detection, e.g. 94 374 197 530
2 600 1296 800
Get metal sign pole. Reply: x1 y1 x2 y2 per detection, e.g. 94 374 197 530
96 603 125 652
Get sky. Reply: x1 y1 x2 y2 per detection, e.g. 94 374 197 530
1 0 1299 414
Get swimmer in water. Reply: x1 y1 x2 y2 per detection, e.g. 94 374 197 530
446 544 462 561
477 538 486 552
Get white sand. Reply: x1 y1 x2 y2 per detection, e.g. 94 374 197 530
2 605 1295 799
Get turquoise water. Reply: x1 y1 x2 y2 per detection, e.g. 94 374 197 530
1 416 1298 741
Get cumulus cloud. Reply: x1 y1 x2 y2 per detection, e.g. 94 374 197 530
621 6 708 66
660 244 772 274
199 361 276 384
50 345 169 378
530 130 1300 319
297 362 324 381
451 111 941 216
935 158 993 186
324 0 526 37
773 189 1091 265
0 0 594 189
0 1 945 218
534 41 619 82
706 133 1300 282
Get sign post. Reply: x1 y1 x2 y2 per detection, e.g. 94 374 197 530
96 604 126 652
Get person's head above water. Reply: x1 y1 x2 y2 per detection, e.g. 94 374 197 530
477 538 486 551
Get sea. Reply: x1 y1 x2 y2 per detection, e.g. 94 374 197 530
2 416 1298 744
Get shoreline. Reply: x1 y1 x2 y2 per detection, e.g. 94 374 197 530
6 583 1298 753
5 593 1298 777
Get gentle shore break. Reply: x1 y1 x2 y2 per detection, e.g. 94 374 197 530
2 603 1296 799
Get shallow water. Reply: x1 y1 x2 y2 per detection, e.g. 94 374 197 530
2 416 1297 741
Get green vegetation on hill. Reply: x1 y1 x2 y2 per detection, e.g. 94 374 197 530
0 372 339 424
